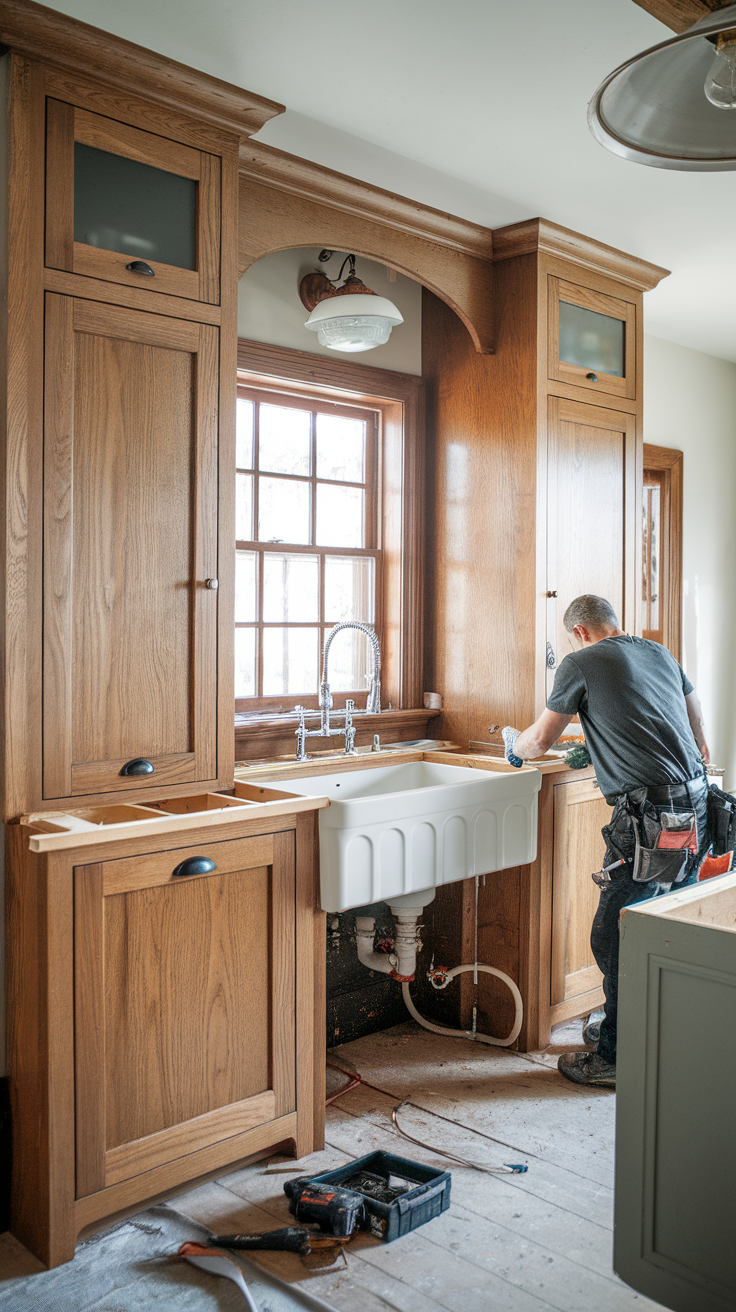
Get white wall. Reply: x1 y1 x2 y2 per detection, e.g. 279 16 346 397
644 334 736 788
238 248 422 376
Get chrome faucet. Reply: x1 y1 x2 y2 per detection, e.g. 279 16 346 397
293 621 382 761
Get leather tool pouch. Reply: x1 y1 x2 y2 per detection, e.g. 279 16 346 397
631 803 696 885
707 784 736 856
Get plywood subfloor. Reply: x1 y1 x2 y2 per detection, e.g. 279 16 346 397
0 1019 665 1310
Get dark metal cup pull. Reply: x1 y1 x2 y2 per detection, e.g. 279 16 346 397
119 758 154 776
125 259 155 276
586 371 599 382
172 856 217 878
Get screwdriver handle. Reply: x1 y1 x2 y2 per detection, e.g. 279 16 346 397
210 1226 311 1254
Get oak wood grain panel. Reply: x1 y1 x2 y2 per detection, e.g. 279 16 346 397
564 963 606 1001
198 150 221 305
548 276 636 401
74 1112 298 1233
644 443 683 661
28 805 313 856
44 266 222 323
74 865 106 1197
4 54 46 820
44 97 74 270
272 830 297 1120
193 323 220 780
101 833 275 895
104 1091 276 1187
72 242 201 301
42 293 74 798
102 864 272 1151
549 986 605 1027
0 1 283 137
631 0 719 32
546 397 636 697
550 779 609 1006
7 829 77 1265
216 148 238 786
71 296 200 347
294 814 317 1154
70 754 197 797
73 106 201 178
493 217 669 292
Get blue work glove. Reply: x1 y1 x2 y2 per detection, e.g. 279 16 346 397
502 726 523 768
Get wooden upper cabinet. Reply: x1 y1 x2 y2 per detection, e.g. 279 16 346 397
43 294 220 799
45 99 221 304
74 829 296 1197
548 276 637 401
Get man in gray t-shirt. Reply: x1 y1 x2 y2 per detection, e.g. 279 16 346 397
508 594 710 1088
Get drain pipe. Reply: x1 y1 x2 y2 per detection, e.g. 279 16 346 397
355 886 523 1047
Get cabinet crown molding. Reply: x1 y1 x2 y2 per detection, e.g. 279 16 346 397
0 0 284 137
238 139 495 264
631 0 729 34
493 217 670 292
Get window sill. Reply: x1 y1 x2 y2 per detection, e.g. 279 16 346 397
235 706 440 762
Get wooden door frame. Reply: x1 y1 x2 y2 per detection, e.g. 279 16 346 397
643 443 683 662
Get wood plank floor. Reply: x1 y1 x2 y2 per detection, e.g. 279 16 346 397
0 1019 666 1310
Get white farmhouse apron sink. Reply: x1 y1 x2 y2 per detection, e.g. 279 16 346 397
265 759 541 911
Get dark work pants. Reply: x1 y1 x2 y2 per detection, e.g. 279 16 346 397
592 775 710 1065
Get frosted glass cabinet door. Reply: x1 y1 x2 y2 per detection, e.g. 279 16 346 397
45 100 221 303
548 276 636 400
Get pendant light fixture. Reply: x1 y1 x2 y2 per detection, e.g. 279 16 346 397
299 251 403 353
588 2 736 169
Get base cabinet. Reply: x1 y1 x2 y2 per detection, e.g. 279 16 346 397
7 801 325 1269
549 772 608 1023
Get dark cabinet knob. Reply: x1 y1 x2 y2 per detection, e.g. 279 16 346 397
546 590 558 598
119 758 154 776
172 856 217 878
585 372 599 382
125 259 155 276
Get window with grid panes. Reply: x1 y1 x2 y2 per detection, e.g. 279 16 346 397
235 388 380 708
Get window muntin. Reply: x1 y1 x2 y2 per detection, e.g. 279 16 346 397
235 388 380 705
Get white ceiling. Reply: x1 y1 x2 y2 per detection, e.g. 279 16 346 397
48 0 736 361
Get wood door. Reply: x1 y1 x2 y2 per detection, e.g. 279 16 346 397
45 100 220 304
550 776 609 1009
548 276 636 401
43 294 219 798
546 396 639 696
74 830 296 1197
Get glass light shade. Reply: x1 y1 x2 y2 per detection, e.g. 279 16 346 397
588 2 736 169
305 293 403 353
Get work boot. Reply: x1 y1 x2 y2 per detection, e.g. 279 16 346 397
557 1052 616 1088
582 1009 604 1046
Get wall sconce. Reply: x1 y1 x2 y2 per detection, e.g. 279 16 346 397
588 1 736 170
299 251 404 353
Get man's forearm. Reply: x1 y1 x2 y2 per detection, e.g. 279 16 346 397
685 690 709 763
514 709 573 760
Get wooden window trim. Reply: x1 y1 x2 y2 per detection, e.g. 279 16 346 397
236 339 425 718
643 443 683 662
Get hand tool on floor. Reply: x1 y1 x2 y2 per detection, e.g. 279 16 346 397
205 1226 312 1255
178 1243 260 1312
284 1178 365 1237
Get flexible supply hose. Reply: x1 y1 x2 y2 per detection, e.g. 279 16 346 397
402 963 523 1047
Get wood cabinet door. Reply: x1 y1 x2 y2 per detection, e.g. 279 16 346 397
43 294 219 798
546 396 639 696
548 276 636 401
550 776 609 1008
45 100 220 304
74 830 296 1198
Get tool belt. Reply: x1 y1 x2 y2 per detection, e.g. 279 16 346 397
602 773 708 888
707 782 736 857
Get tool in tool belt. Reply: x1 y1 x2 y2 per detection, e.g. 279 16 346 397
592 857 627 887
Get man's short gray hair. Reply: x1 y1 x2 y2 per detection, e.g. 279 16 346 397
563 594 619 633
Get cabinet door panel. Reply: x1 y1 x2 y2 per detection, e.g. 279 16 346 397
551 778 609 1006
43 294 219 798
546 396 638 695
74 830 296 1197
548 277 636 400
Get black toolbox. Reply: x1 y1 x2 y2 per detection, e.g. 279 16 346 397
307 1151 451 1242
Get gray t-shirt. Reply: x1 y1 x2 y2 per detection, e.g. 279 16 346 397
547 635 701 800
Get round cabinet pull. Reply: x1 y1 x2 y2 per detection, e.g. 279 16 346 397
586 371 599 382
119 758 154 776
546 590 558 598
172 856 217 878
205 578 219 590
125 259 155 277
